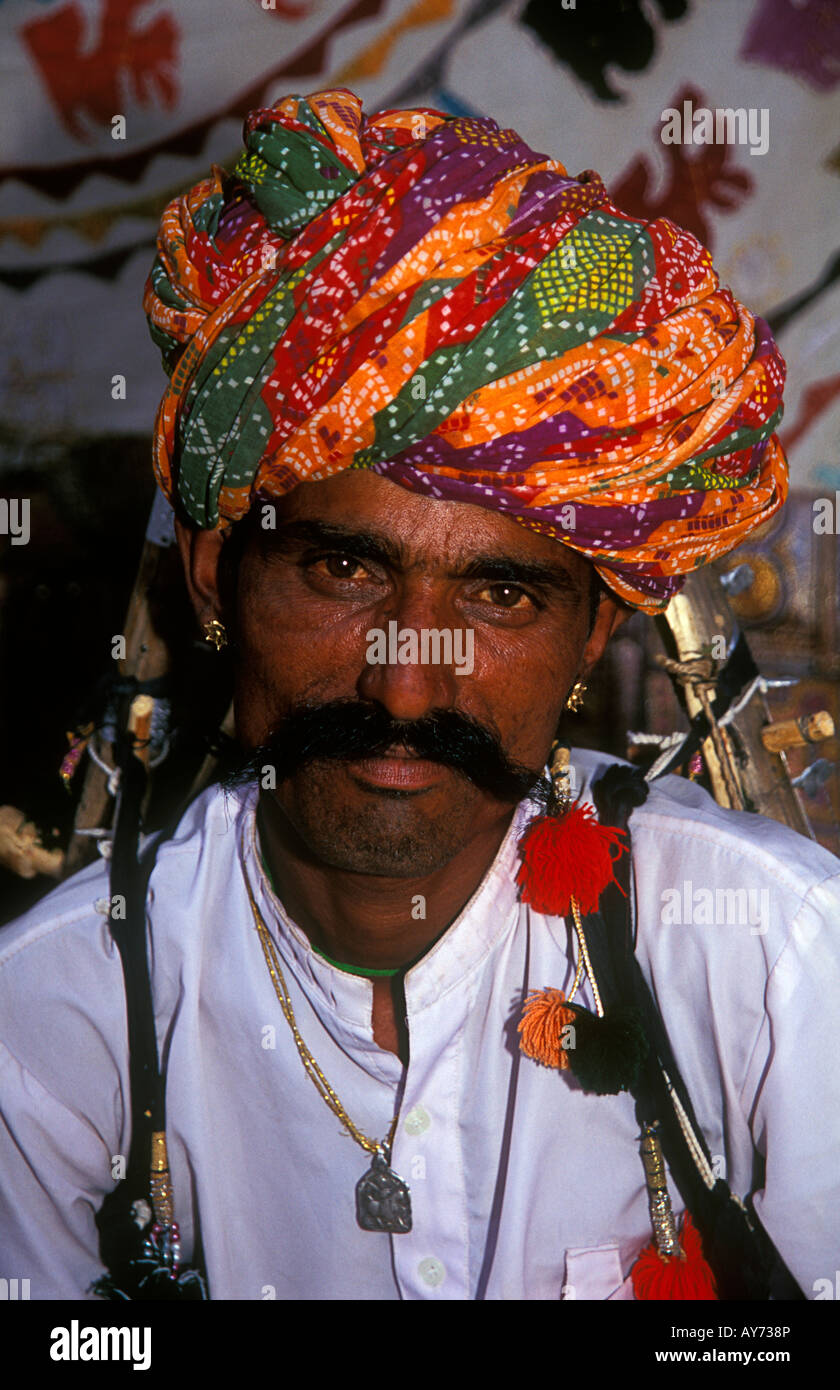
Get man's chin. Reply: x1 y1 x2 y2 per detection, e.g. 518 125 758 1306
267 761 513 878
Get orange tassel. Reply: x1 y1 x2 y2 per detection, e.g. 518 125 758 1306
631 1212 718 1300
516 803 627 917
517 987 576 1069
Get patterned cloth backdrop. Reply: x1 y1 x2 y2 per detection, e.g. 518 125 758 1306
1 0 837 472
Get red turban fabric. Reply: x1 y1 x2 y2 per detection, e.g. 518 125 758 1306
145 89 788 613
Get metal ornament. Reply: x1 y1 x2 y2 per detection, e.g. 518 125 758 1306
246 875 410 1239
355 1147 412 1234
639 1123 682 1256
565 679 587 712
203 618 228 651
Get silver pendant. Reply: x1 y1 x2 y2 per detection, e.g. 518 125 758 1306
356 1148 412 1234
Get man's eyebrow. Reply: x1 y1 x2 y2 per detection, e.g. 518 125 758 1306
456 554 583 597
265 519 581 596
265 519 402 567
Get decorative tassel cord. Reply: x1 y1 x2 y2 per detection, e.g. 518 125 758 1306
515 760 728 1298
569 896 602 1017
567 913 716 1206
661 1069 717 1193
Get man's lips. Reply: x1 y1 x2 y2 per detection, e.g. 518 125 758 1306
345 745 446 791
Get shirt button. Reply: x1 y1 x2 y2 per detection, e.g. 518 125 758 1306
418 1257 445 1288
404 1105 431 1136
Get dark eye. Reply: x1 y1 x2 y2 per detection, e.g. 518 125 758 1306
314 554 368 579
478 582 534 610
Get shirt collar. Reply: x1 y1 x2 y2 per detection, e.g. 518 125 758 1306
238 785 537 1030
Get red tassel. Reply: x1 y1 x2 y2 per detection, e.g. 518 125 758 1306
631 1212 718 1300
516 802 627 917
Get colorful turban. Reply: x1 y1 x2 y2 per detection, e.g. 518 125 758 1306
144 88 787 613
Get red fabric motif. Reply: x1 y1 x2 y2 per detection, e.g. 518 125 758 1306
612 88 753 249
23 0 179 139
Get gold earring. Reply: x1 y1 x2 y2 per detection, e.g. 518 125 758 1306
203 618 228 652
565 679 587 712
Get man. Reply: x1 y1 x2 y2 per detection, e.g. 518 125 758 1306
1 89 838 1301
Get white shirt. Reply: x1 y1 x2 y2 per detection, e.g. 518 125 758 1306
1 748 839 1301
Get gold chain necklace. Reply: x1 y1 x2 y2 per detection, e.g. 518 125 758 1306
244 870 412 1235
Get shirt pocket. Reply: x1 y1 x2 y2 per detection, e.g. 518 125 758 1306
561 1243 635 1300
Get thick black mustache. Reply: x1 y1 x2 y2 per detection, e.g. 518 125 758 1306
221 699 551 804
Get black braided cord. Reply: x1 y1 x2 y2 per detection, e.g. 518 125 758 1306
588 763 803 1301
92 731 208 1300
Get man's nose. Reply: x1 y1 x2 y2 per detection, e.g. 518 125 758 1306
356 588 464 722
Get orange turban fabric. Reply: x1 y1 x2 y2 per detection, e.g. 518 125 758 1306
145 89 787 612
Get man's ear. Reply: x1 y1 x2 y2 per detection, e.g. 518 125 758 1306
580 594 633 677
175 519 228 627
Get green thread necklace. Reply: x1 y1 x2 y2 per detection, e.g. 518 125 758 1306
259 851 400 979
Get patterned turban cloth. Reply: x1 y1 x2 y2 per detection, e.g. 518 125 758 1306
145 89 788 613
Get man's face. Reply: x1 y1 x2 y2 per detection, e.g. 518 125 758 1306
182 471 623 878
